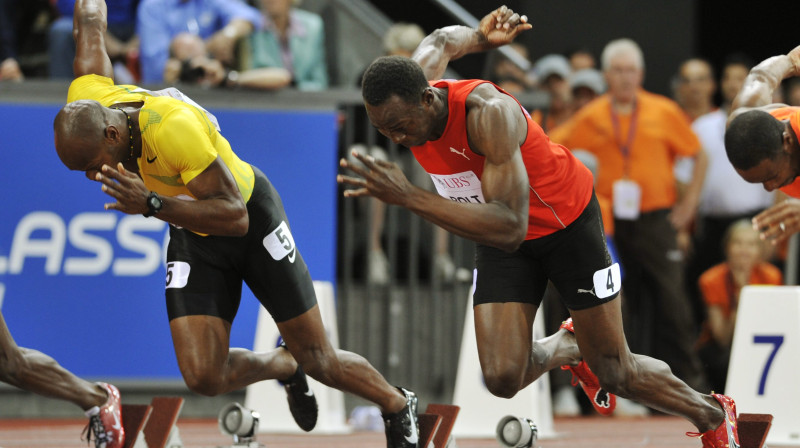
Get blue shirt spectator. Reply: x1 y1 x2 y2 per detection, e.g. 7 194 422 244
137 0 262 83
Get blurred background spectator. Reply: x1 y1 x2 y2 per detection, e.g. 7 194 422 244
695 220 782 392
0 0 52 81
567 47 596 71
483 42 535 96
163 31 291 89
238 0 327 91
137 0 262 84
530 53 572 133
48 0 139 81
568 67 605 112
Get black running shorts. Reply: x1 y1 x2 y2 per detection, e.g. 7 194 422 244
165 166 317 323
473 192 620 310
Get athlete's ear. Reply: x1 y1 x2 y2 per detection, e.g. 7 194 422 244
421 87 435 106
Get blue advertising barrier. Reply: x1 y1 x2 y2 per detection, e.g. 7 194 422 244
0 102 338 379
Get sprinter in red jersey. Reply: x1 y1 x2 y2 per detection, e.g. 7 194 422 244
339 6 738 446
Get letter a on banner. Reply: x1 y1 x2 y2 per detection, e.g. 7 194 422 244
244 281 349 434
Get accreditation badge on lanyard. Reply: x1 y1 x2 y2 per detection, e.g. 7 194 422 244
611 100 641 220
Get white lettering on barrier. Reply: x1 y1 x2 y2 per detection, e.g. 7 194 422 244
726 285 800 445
0 211 167 276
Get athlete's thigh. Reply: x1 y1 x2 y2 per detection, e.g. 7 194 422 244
169 314 233 373
474 301 537 367
545 195 620 310
165 228 243 323
569 298 630 367
241 180 317 324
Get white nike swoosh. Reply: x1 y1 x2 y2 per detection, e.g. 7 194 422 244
110 407 122 430
304 389 314 397
288 248 296 263
404 411 418 444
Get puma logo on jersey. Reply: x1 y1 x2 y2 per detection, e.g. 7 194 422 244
577 288 596 296
450 147 470 160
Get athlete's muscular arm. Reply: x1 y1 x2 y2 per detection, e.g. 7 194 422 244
72 0 113 79
728 44 800 125
97 157 249 236
413 5 531 81
341 87 529 252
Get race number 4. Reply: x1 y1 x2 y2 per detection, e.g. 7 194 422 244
592 263 621 299
263 221 296 263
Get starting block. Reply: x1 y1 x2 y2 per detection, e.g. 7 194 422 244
738 413 773 448
122 404 152 448
417 404 459 448
122 397 185 448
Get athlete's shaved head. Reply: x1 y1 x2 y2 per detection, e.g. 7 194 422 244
53 100 109 170
362 55 429 106
725 109 785 170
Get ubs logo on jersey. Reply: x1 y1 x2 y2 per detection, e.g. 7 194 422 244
429 171 486 204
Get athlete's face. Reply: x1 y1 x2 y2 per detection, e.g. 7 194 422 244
365 94 432 148
735 151 795 192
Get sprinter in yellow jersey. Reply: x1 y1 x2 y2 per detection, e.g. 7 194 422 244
52 1 420 445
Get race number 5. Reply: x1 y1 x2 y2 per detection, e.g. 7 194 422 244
165 261 190 289
263 221 296 263
753 335 784 395
592 263 621 299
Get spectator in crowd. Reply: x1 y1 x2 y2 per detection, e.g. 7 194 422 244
49 0 139 80
0 0 52 81
695 220 782 392
137 0 261 84
0 0 23 81
531 54 572 133
673 58 717 122
674 56 774 330
239 0 327 91
568 67 606 113
786 78 800 106
163 32 291 89
484 42 535 96
568 47 596 71
549 39 709 398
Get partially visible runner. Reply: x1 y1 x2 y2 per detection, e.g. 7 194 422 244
725 44 800 243
0 310 123 447
339 6 740 446
53 0 419 446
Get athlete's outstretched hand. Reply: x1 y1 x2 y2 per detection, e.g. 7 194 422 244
338 150 415 206
752 199 800 244
478 5 532 48
97 162 151 215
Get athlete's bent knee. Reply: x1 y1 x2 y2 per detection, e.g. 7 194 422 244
483 368 523 399
181 366 227 396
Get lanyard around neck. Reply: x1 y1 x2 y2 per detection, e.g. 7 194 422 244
610 98 638 176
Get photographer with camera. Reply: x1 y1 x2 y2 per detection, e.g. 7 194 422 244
163 32 291 90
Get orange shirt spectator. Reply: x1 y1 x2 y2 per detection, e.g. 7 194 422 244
549 89 701 212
